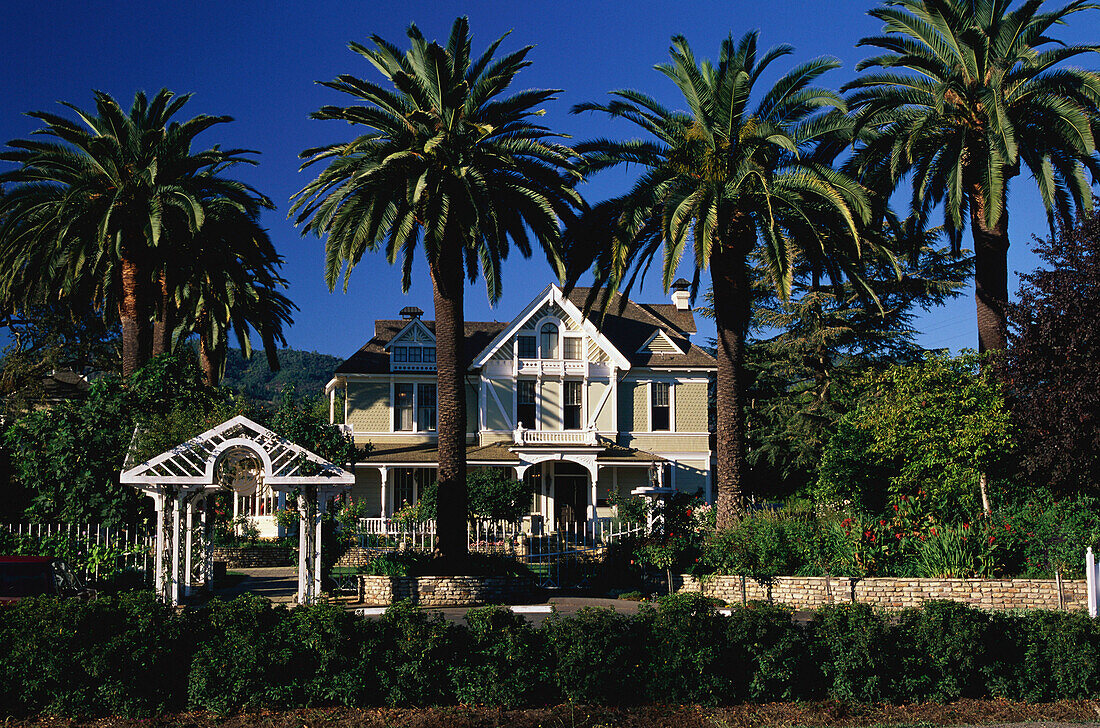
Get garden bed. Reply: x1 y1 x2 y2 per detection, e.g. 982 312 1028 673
6 700 1099 728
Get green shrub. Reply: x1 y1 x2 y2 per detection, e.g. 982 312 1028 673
543 607 644 704
894 600 992 701
451 606 552 707
637 592 734 704
811 603 899 702
0 591 193 717
375 600 459 706
1015 610 1100 700
724 600 813 702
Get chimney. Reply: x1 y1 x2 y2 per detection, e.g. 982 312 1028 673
670 278 691 311
399 306 424 320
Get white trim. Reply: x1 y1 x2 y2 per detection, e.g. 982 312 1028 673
470 284 631 370
486 378 515 431
636 329 685 355
587 378 614 429
382 318 435 349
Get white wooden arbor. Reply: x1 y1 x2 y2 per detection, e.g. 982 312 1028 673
120 415 354 606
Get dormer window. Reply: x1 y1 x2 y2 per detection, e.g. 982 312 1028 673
408 347 422 363
541 323 559 359
393 347 407 362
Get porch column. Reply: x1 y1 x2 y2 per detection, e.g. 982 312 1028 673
297 487 319 605
329 387 336 423
379 466 390 518
587 468 598 522
153 491 166 598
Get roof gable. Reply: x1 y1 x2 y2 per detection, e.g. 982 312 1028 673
384 318 435 348
637 329 685 355
470 284 632 370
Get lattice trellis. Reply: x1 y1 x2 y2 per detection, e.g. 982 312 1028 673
120 415 354 489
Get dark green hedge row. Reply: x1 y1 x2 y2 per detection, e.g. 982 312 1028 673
2 591 1099 717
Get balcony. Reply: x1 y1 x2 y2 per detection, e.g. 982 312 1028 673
516 358 587 376
512 425 598 447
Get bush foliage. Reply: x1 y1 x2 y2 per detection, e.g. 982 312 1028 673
3 592 1100 717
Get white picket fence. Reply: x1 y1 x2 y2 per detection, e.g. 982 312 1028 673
357 516 643 551
2 522 153 582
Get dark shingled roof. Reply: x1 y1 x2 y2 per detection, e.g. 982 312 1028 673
336 286 716 374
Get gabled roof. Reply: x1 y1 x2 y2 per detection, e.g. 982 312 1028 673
382 317 435 350
120 415 354 488
470 284 632 370
637 329 685 355
333 284 716 375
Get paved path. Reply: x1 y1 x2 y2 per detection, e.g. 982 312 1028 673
214 566 297 603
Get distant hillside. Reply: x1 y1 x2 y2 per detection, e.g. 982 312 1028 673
220 348 342 403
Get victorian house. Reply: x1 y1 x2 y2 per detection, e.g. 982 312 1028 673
323 281 716 531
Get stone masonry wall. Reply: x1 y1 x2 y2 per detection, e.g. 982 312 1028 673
358 575 537 607
210 545 293 569
648 573 1087 612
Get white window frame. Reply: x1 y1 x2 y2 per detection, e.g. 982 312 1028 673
563 334 584 361
648 381 675 433
393 381 437 433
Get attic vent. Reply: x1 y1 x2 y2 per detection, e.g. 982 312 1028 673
639 330 684 355
400 306 423 320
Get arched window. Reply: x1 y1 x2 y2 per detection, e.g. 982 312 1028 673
541 322 559 359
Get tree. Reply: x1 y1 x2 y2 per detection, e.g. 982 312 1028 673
0 89 269 375
292 18 581 559
570 32 871 529
170 199 296 386
1001 205 1100 494
742 231 970 496
815 352 1015 520
844 0 1100 352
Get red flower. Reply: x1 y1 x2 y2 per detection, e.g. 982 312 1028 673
879 520 886 526
895 533 902 540
963 523 970 530
988 536 995 544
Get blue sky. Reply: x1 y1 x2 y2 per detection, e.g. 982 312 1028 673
2 1 1097 359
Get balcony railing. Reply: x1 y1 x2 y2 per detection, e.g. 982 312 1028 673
512 425 598 446
516 358 587 376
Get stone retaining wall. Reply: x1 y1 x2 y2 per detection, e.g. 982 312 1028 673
210 545 292 569
358 575 537 607
647 573 1087 611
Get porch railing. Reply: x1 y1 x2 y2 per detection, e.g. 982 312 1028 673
512 425 598 446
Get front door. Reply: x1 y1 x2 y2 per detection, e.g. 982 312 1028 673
554 474 587 529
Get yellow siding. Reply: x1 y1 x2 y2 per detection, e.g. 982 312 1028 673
673 461 708 496
540 380 561 430
614 467 650 497
633 381 648 431
588 380 613 431
347 382 390 432
486 379 512 430
351 469 382 516
466 382 478 433
617 380 635 432
620 433 711 452
675 382 709 432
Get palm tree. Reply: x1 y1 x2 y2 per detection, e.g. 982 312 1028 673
570 32 871 529
171 197 296 386
844 0 1100 352
292 17 581 559
0 89 266 375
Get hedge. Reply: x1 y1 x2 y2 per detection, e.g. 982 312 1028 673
2 591 1100 717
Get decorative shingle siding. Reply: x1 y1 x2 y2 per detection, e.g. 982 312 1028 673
675 382 709 432
632 381 648 431
347 382 390 432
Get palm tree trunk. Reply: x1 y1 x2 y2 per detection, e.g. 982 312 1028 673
709 237 752 531
152 269 173 357
969 184 1010 353
430 245 468 560
118 249 152 377
199 333 221 387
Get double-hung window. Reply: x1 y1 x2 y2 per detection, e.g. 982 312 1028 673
540 323 558 359
518 335 536 359
517 380 536 429
395 383 415 431
392 347 407 362
563 336 582 360
417 383 437 432
651 382 671 431
563 381 583 430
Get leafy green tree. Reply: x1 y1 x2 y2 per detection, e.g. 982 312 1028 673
570 32 871 528
1002 204 1100 494
844 0 1100 352
0 89 270 376
219 347 343 404
816 352 1015 519
416 468 532 524
292 18 581 558
743 232 970 497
